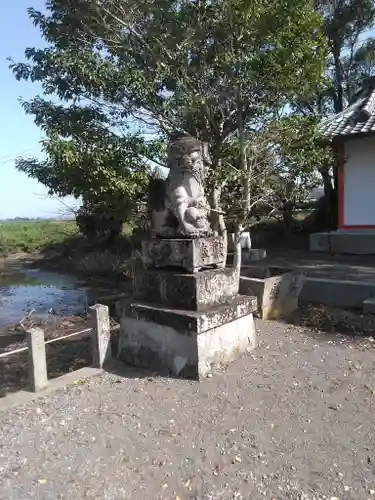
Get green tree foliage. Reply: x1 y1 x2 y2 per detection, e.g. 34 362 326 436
214 116 336 231
11 0 328 235
320 0 375 112
270 116 336 229
289 0 375 228
296 0 375 115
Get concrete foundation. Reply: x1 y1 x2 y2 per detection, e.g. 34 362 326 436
310 230 375 255
116 296 257 380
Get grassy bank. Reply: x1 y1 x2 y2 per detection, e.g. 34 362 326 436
0 220 79 256
0 219 140 279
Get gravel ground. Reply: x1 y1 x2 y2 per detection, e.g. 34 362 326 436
1 319 375 500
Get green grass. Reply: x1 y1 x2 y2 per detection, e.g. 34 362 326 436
0 220 79 257
0 220 139 278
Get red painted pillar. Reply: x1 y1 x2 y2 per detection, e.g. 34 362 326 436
333 139 345 229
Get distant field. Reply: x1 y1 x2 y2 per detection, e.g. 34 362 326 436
0 220 78 257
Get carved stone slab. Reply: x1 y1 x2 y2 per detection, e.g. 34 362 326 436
141 236 226 273
134 267 239 311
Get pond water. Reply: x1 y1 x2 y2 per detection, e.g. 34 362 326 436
0 265 90 330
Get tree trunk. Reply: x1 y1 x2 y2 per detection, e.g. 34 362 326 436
282 199 294 235
319 167 334 197
333 44 344 113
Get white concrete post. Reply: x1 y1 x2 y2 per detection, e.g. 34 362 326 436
89 304 111 368
26 328 48 392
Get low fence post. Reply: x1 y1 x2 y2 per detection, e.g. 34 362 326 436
26 328 48 392
89 304 112 368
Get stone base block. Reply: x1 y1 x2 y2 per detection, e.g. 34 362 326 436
240 266 305 320
116 296 257 380
242 248 267 263
134 267 239 311
309 232 330 252
363 298 375 314
142 236 226 273
309 230 375 255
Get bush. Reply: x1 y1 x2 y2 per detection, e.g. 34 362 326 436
75 201 127 242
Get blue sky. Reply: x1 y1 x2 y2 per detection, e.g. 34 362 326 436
0 1 77 219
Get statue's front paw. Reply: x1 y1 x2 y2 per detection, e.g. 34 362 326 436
180 223 198 238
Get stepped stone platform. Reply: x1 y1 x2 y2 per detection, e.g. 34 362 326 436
242 251 375 309
117 237 257 380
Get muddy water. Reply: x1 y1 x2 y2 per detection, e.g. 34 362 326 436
0 264 90 330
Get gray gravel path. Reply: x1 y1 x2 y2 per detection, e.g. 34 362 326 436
1 320 375 500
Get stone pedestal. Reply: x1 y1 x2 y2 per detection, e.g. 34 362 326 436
117 237 257 380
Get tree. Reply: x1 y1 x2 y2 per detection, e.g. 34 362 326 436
318 0 375 113
15 110 164 238
216 116 335 234
11 0 327 243
270 115 336 231
293 0 375 226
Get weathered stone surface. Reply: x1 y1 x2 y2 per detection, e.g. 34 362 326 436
26 328 48 392
142 236 226 273
134 267 239 311
89 304 112 368
240 266 305 320
116 295 257 335
117 303 256 380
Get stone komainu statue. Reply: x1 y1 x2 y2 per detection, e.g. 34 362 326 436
148 133 213 239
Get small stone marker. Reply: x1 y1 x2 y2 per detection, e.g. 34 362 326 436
26 328 48 392
363 297 375 314
89 304 111 368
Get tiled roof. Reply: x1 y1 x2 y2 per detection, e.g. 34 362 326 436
319 77 375 138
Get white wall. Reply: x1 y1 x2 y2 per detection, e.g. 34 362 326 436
344 136 375 226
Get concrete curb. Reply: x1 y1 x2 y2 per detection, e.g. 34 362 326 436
300 277 375 308
0 366 102 413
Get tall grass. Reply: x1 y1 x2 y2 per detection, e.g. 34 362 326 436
0 220 143 279
0 220 78 256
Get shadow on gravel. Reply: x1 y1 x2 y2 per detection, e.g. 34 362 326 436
104 359 157 380
281 303 375 339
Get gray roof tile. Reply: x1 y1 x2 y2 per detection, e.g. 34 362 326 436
319 78 375 138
